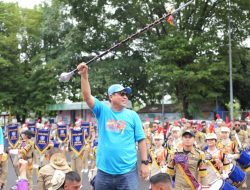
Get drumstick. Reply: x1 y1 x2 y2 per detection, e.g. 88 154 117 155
235 133 242 149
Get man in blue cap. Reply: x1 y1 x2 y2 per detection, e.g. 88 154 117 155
77 63 148 190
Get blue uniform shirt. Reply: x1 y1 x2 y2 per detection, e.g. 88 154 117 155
92 97 145 174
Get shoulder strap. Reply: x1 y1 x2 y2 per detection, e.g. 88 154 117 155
176 163 199 190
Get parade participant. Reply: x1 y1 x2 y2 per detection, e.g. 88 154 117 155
214 114 225 138
166 130 208 190
15 159 29 190
70 119 85 176
201 121 207 133
0 153 7 189
204 133 230 184
144 121 153 149
37 151 72 190
245 113 250 143
192 122 205 149
167 126 182 151
50 171 81 190
231 120 248 149
88 131 98 185
230 120 248 188
0 126 7 189
150 173 172 190
14 130 34 190
217 127 239 159
148 132 167 177
77 63 148 190
81 122 95 173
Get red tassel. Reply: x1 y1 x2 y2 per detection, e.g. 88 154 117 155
226 116 229 124
209 124 214 133
216 114 220 119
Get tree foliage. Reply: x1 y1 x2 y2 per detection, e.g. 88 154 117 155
0 0 249 120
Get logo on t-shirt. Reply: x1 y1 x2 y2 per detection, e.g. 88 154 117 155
106 120 126 133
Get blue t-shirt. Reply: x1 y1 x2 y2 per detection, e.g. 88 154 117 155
92 97 145 174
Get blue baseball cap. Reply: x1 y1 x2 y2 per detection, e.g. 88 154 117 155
108 84 132 96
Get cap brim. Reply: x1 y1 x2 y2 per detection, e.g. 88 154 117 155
182 132 195 137
124 87 132 94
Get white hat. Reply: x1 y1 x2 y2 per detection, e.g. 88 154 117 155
50 170 65 190
153 133 164 140
171 126 181 132
221 127 230 132
205 133 217 140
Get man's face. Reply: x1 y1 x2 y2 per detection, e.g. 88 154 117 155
182 134 195 146
201 122 206 128
151 182 172 190
192 125 197 133
109 91 128 107
234 121 241 130
64 180 81 190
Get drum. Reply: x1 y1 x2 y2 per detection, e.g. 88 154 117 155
228 164 246 187
208 179 236 190
236 150 250 169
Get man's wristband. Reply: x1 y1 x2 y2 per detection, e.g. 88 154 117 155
141 160 149 165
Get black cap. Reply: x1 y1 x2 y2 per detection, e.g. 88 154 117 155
21 130 33 139
182 130 195 137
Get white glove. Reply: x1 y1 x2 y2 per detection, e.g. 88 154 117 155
227 154 234 161
221 172 229 180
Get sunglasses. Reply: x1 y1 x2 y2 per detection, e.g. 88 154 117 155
235 124 240 126
115 91 128 97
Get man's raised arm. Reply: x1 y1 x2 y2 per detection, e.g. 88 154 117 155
77 63 95 109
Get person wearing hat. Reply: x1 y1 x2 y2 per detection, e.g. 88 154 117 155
69 119 85 177
148 133 167 177
166 130 208 190
38 151 72 190
166 126 182 151
49 171 81 190
0 125 8 189
14 130 34 190
204 133 230 184
77 63 148 190
217 127 240 162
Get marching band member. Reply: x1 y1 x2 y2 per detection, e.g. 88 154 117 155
15 130 35 190
204 133 230 184
148 132 167 177
167 130 208 190
0 127 7 189
167 126 182 151
192 122 205 149
245 113 250 144
70 119 85 176
230 120 249 189
217 127 240 161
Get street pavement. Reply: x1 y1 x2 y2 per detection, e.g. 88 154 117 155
4 154 250 190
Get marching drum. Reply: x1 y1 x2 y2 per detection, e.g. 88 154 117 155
207 179 236 190
236 150 250 171
228 164 246 187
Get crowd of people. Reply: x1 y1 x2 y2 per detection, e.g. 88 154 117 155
0 62 249 190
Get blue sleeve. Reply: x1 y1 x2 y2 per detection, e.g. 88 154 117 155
133 112 145 142
0 127 3 145
91 97 104 119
